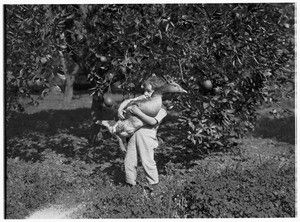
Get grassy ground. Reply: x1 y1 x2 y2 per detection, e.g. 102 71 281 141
20 92 93 114
6 92 296 218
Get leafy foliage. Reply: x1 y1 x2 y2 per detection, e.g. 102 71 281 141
5 5 65 117
182 161 295 218
6 152 295 219
5 4 295 149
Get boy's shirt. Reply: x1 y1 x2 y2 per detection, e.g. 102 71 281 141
136 107 167 149
151 107 167 135
154 107 167 125
122 92 152 118
130 92 152 101
126 93 167 126
121 91 167 133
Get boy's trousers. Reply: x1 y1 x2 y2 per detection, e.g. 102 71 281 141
124 126 159 186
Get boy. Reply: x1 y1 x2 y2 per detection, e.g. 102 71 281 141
98 74 167 188
97 74 166 151
119 75 167 187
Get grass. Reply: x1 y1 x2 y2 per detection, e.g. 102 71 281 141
19 92 93 114
5 92 296 218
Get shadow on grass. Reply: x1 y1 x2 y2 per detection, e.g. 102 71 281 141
6 108 92 138
253 114 295 144
6 108 122 163
6 109 204 184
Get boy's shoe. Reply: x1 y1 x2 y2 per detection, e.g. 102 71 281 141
144 183 159 197
123 182 136 191
124 183 134 188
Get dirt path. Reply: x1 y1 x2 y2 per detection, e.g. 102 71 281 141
26 204 82 219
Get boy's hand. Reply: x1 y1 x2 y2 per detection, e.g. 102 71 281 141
127 105 158 126
127 105 141 115
118 109 126 119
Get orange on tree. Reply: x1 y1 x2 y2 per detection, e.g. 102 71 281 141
203 80 213 90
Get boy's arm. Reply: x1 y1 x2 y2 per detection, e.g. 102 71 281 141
154 107 168 124
127 105 167 126
118 95 145 119
118 99 133 119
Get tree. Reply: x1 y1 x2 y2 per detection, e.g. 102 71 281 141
5 5 83 116
5 4 295 150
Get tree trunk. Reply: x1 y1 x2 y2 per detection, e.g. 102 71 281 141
64 72 76 103
60 52 79 103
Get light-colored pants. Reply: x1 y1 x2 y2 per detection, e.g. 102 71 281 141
124 126 159 186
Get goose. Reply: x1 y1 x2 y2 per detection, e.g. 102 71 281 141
98 82 187 140
125 82 187 117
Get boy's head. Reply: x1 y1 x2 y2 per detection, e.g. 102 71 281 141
141 74 166 93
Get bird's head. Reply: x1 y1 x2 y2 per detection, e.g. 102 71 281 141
154 82 188 95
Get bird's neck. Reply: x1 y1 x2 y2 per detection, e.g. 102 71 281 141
152 86 166 96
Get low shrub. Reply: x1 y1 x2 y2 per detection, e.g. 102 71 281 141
78 158 295 218
6 146 295 218
181 160 295 218
82 171 188 218
5 151 97 219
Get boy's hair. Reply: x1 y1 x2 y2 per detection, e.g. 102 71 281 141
144 74 166 90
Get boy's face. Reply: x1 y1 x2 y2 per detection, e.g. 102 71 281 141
142 81 153 92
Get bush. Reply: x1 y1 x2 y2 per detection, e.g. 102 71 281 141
181 160 295 218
